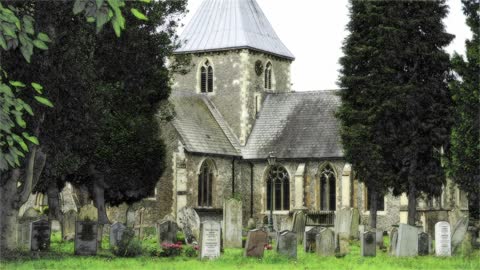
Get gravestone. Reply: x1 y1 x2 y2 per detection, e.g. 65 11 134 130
418 232 429 256
350 208 360 239
395 224 418 257
389 228 398 255
75 221 97 255
199 221 221 259
304 227 323 252
276 230 297 258
291 211 306 244
16 222 32 249
62 210 77 241
157 220 178 245
30 219 51 251
274 230 289 251
223 198 242 248
334 207 359 240
177 207 201 244
78 205 98 221
376 230 385 249
361 231 376 257
435 221 451 256
244 229 268 257
451 216 469 253
316 228 335 256
110 222 127 248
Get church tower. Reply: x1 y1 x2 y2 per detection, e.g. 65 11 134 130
172 0 294 145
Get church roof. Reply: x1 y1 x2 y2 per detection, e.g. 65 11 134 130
243 91 343 160
175 0 295 60
170 93 241 157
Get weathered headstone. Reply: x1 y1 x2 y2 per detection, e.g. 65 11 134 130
78 205 98 221
244 229 268 257
109 222 127 248
304 227 322 252
361 231 376 257
418 232 429 256
451 216 469 253
435 221 451 256
395 224 418 257
350 208 360 239
389 228 398 255
177 207 200 244
276 230 297 258
291 211 306 244
62 210 77 241
30 219 51 251
376 230 385 249
316 228 335 256
334 207 359 239
16 222 32 249
157 220 178 245
199 221 221 259
223 198 242 248
75 221 97 256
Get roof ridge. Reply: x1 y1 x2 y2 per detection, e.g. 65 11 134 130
268 90 341 95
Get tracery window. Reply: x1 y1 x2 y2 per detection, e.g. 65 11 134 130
266 165 289 211
264 62 272 90
320 165 336 211
198 160 214 207
200 60 213 93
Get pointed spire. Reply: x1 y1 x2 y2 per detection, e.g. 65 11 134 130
175 0 294 60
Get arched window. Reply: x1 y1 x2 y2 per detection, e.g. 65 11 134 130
200 60 213 93
198 160 214 207
266 165 289 210
320 165 336 211
264 62 272 90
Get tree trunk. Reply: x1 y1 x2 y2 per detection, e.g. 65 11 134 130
369 188 378 229
47 180 64 239
91 168 109 249
407 180 417 226
0 170 20 251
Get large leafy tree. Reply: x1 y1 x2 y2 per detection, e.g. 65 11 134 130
339 0 454 226
447 0 479 220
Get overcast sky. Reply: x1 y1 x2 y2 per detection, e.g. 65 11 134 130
178 0 470 91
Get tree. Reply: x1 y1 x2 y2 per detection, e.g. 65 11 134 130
447 0 480 220
338 0 454 226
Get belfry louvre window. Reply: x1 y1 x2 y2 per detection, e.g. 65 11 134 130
320 165 336 211
198 161 214 207
200 60 213 93
266 165 289 211
264 62 272 89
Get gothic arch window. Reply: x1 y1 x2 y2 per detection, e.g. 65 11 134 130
266 165 290 211
319 164 336 211
264 62 272 90
198 160 215 207
200 60 213 93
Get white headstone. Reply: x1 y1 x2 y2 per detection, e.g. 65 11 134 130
199 221 221 259
435 221 451 256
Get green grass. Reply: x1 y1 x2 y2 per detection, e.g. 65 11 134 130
1 234 479 270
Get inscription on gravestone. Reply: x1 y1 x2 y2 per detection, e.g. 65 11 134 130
435 221 451 256
244 229 268 257
199 221 221 259
75 221 97 256
30 219 51 251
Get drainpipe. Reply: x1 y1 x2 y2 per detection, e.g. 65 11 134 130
231 158 236 196
250 162 254 218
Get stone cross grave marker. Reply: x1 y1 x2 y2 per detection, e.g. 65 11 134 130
395 224 418 257
316 228 334 256
110 222 127 248
418 232 429 256
75 221 97 256
304 226 323 252
157 220 178 245
223 198 242 248
199 221 221 259
291 211 306 244
361 231 376 257
244 229 268 257
276 230 297 258
435 221 451 256
62 210 76 241
30 219 51 251
177 207 201 244
451 216 469 253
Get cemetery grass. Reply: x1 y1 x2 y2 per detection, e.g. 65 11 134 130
1 234 479 270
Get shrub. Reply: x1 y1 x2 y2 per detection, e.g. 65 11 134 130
111 229 143 257
184 245 198 257
160 242 183 257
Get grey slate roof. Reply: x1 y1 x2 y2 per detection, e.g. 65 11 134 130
170 93 241 156
175 0 295 60
243 91 343 159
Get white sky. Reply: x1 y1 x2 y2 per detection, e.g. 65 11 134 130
178 0 470 91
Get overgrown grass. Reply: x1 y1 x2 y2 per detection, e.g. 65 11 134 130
1 234 479 270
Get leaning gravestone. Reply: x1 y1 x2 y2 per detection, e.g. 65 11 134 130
110 222 127 248
304 227 323 252
418 232 429 256
62 210 77 241
276 230 297 258
75 221 97 255
435 221 451 256
30 219 51 251
244 229 268 257
316 228 335 256
157 220 178 245
199 221 221 259
451 216 469 253
389 228 398 255
361 231 376 257
291 211 306 244
177 207 201 244
223 198 242 248
395 224 418 257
